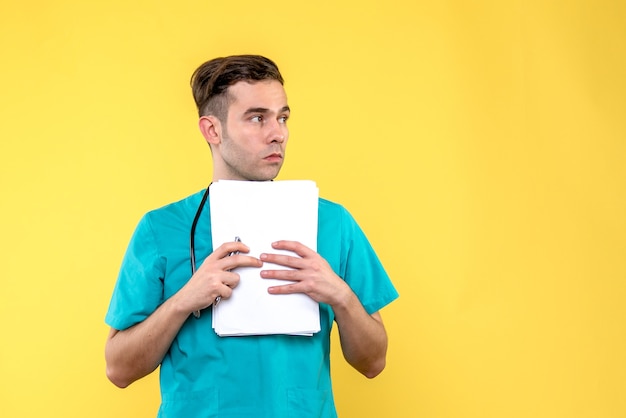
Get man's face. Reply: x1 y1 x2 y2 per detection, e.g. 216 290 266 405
215 80 290 181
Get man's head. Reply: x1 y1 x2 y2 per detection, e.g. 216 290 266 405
192 55 290 182
191 55 284 121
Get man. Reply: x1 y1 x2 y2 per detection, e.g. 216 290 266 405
105 55 398 417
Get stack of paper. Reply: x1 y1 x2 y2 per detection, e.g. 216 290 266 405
209 180 321 337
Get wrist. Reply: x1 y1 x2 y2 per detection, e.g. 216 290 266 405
331 284 358 314
168 291 196 318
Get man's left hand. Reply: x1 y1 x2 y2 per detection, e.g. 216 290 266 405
259 240 350 307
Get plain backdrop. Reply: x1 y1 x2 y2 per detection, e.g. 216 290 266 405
1 1 625 417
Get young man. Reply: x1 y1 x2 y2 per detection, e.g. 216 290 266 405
105 55 398 417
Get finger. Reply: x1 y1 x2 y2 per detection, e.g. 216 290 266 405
218 284 234 300
270 240 316 257
223 254 263 271
207 241 250 261
260 268 302 281
259 252 304 269
221 271 242 289
267 282 300 295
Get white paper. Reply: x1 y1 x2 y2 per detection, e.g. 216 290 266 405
209 180 320 336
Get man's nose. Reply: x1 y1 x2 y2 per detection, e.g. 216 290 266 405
268 120 286 143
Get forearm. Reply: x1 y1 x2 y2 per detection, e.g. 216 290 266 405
105 293 191 388
333 291 388 378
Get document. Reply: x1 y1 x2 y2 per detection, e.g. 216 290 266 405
209 180 320 336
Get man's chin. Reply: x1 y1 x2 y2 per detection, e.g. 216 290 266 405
254 166 282 181
245 172 280 182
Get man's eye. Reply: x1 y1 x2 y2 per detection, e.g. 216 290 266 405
279 116 289 123
251 115 263 122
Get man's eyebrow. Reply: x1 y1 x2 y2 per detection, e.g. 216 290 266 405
243 106 290 115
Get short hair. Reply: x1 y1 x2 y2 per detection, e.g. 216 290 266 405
190 55 284 120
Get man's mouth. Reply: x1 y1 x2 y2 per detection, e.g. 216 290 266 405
264 153 283 162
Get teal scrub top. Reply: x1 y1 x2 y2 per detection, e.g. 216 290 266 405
106 190 398 418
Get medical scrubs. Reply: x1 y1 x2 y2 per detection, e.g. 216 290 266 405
105 189 398 417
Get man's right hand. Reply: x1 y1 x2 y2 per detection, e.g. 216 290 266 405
181 240 263 316
105 240 262 388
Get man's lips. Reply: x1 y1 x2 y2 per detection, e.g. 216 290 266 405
263 153 283 162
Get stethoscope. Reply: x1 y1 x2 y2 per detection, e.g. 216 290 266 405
189 184 211 318
190 184 211 277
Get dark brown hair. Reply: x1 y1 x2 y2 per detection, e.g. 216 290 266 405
190 55 284 120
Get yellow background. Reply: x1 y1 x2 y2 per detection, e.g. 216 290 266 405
1 1 625 417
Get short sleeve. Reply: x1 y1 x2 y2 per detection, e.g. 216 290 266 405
339 207 399 314
105 213 166 331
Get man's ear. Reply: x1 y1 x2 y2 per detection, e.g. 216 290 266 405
198 115 222 146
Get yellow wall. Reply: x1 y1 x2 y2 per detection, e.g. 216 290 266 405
1 1 625 417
